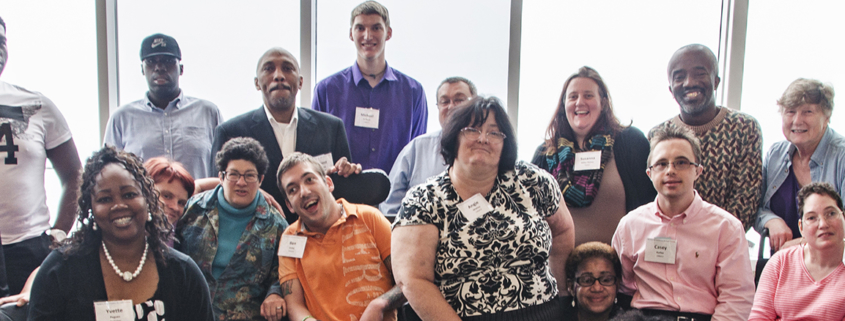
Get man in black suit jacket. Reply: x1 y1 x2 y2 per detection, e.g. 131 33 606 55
211 47 359 223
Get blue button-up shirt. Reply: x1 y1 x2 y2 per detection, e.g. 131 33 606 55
754 127 845 232
104 92 223 179
380 129 448 216
311 62 427 173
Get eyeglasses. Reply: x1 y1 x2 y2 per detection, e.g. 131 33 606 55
802 209 843 225
143 57 179 68
437 97 469 107
648 159 700 172
221 171 259 183
575 274 617 287
460 127 506 143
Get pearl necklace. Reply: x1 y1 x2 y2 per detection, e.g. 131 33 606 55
102 240 149 282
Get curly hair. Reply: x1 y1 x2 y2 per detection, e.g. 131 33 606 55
215 137 270 177
564 241 622 283
144 157 195 196
63 146 171 265
777 78 835 118
797 182 844 218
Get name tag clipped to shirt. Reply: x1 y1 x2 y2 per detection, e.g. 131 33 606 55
457 193 494 223
354 107 380 129
313 153 334 172
94 300 134 321
645 237 677 264
279 235 307 258
573 151 602 171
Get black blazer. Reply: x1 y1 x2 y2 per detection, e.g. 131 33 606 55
210 107 351 223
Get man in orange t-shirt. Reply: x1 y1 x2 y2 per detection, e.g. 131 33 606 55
276 152 403 321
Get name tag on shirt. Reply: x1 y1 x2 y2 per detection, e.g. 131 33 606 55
573 151 602 171
314 153 334 172
279 235 307 258
354 107 379 129
457 193 494 223
94 300 134 321
645 237 677 264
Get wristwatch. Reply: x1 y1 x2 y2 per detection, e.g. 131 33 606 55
48 229 67 243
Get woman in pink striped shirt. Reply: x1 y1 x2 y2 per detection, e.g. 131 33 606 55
749 182 845 320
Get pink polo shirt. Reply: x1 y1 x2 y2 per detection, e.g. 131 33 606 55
612 192 755 321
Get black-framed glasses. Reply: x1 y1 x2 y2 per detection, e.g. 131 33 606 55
575 274 617 287
648 159 700 172
437 96 469 107
143 56 179 68
221 171 259 183
460 127 506 143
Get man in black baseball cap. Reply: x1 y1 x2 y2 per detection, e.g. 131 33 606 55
104 33 223 180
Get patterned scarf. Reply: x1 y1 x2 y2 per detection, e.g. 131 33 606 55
544 134 614 207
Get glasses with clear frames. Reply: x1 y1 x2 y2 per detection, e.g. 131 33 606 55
460 127 506 143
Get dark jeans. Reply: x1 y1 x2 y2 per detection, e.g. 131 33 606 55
0 237 7 297
1 233 51 295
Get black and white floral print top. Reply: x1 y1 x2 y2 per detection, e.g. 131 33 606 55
394 161 562 317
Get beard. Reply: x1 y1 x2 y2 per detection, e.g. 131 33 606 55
267 95 296 112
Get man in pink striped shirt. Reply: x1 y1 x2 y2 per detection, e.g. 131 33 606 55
612 126 755 321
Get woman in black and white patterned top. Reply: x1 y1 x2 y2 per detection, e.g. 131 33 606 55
392 97 575 320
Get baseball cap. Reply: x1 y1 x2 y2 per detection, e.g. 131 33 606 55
140 33 181 60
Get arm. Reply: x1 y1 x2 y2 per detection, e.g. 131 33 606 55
332 118 353 162
391 224 461 321
546 199 575 295
380 145 414 215
712 222 756 321
410 87 427 138
46 139 81 232
611 223 637 296
260 293 286 321
102 115 123 149
360 257 406 321
209 125 229 178
0 266 38 306
754 146 793 251
727 117 763 231
280 278 315 321
747 251 782 320
181 253 216 321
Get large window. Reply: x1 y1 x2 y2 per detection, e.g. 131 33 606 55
518 1 723 161
740 0 844 154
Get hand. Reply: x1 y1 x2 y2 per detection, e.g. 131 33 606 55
781 237 804 249
260 190 286 219
764 219 793 252
359 299 387 321
260 294 286 321
327 157 362 177
0 293 30 307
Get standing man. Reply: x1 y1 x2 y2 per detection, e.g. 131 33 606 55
0 15 81 294
105 33 222 179
312 0 428 173
650 44 762 230
212 47 358 224
613 126 755 320
380 77 476 216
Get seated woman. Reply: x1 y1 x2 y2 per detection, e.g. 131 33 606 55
144 157 195 225
392 97 575 320
754 79 842 251
27 146 213 320
749 182 845 320
532 66 654 245
563 242 624 321
176 137 289 321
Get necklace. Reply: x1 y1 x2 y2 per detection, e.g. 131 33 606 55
102 239 149 282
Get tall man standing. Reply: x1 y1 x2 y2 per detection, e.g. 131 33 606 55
312 0 427 173
0 15 81 294
650 44 762 230
105 33 222 179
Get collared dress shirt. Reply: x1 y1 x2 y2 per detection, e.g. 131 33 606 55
612 192 755 321
312 61 427 173
380 129 447 216
264 105 298 158
104 92 222 179
754 127 845 232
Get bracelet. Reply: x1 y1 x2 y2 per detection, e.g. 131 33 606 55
302 316 314 321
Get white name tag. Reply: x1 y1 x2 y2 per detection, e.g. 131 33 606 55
573 151 602 171
313 153 334 172
457 193 494 223
94 300 134 321
354 107 380 129
278 235 307 258
645 237 677 264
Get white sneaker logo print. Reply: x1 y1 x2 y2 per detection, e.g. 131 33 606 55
152 38 166 48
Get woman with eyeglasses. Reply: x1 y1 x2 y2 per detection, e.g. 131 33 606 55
176 137 289 321
562 242 624 321
532 66 655 246
753 79 843 252
749 182 845 320
392 97 575 320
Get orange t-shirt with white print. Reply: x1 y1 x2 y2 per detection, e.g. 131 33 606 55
278 198 396 321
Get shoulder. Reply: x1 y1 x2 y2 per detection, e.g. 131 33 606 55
219 107 262 128
390 67 423 87
514 160 553 183
620 203 654 225
185 189 217 211
315 67 353 90
617 126 647 141
299 107 343 124
698 198 745 230
647 119 675 139
182 96 220 110
110 100 147 117
723 108 762 128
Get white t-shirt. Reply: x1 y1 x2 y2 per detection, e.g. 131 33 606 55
0 80 72 244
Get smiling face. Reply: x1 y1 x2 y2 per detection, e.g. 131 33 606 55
455 111 504 171
154 179 189 224
220 159 263 209
564 77 603 143
800 193 845 251
647 138 702 202
142 55 182 101
281 162 340 233
668 48 720 116
570 257 617 316
349 13 392 62
782 103 828 151
255 49 303 113
91 163 149 244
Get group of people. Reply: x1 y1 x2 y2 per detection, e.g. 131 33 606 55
0 0 843 320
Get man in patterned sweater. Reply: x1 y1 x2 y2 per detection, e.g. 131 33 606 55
650 44 762 230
